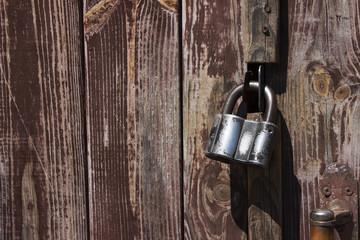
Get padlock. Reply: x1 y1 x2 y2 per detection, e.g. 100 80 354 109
204 81 278 167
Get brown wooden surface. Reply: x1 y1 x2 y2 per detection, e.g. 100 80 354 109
84 0 182 239
281 0 360 239
243 0 279 63
183 0 360 239
247 114 282 240
0 0 87 239
182 0 249 239
1 0 360 239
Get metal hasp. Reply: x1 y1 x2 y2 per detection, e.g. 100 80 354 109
204 82 278 168
310 163 358 240
243 0 279 63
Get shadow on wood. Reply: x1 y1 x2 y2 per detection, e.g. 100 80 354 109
229 112 301 240
280 113 301 240
230 164 248 234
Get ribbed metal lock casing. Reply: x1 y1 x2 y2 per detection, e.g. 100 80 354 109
204 82 278 168
205 114 278 167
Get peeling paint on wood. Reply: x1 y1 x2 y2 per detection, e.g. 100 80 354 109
182 0 248 239
280 0 360 239
2 0 360 239
84 0 182 239
0 0 87 239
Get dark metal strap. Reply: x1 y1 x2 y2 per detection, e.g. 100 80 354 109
258 65 265 112
242 64 265 112
243 71 253 104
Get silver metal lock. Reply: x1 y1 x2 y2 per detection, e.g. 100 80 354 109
205 82 278 167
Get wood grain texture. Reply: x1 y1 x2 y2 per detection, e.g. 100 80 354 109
281 0 360 239
84 0 182 239
247 114 282 240
243 0 279 63
182 0 248 239
0 0 87 239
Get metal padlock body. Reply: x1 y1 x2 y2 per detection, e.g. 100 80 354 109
205 82 278 167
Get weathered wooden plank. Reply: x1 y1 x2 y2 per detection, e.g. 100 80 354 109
247 114 282 240
84 0 182 239
182 0 248 239
0 0 87 239
280 0 360 239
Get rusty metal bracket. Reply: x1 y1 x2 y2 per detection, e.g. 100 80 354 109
243 0 279 63
319 163 358 239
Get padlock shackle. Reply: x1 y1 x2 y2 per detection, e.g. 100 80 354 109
222 82 277 123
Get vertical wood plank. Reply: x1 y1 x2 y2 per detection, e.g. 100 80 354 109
247 114 282 240
0 0 87 239
281 0 360 239
182 0 248 239
84 0 182 239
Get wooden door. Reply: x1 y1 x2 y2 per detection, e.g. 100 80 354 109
1 0 359 239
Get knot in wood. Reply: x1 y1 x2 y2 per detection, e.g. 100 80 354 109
213 183 231 203
312 68 331 96
334 85 350 101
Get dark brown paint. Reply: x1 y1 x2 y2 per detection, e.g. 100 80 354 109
85 0 182 239
1 0 87 239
